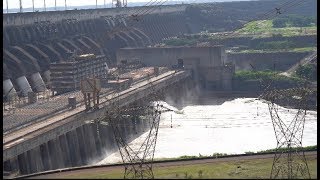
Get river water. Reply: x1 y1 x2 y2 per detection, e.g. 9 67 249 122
97 97 317 165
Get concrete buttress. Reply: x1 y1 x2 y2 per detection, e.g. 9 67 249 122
90 123 103 158
75 126 89 164
47 139 64 169
40 143 52 171
58 134 72 167
83 124 98 161
66 131 82 167
17 152 30 175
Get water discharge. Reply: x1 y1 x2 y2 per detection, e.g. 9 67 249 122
97 98 317 165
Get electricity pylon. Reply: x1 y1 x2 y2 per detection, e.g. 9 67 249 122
93 69 171 179
260 87 315 179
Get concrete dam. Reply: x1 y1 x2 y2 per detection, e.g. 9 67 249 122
3 4 237 177
3 5 190 98
3 1 318 178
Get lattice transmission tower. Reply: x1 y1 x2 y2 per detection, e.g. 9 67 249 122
90 69 171 179
260 87 316 179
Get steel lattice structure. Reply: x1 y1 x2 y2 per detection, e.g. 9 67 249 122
260 87 316 179
107 103 171 179
94 71 171 179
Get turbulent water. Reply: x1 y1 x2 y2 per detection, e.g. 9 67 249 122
97 97 317 165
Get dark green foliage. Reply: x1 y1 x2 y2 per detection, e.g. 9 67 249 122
289 15 315 27
257 145 317 153
295 64 317 81
212 153 228 157
272 18 287 28
272 15 316 28
164 38 197 46
234 70 276 81
178 155 198 159
233 70 305 91
271 33 283 38
185 5 201 16
256 40 295 50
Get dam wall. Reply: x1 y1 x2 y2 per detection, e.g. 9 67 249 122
3 7 189 98
3 0 316 98
3 71 192 176
3 119 150 175
3 5 187 26
3 74 194 176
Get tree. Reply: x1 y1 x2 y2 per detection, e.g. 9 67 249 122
295 64 317 81
273 18 286 28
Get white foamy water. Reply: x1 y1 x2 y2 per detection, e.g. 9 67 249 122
97 98 317 165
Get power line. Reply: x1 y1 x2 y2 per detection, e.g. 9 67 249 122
138 0 168 17
130 0 157 16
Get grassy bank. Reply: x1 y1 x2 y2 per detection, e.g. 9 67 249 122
46 153 317 179
232 70 306 91
153 145 317 161
34 146 317 179
236 19 317 37
228 47 316 54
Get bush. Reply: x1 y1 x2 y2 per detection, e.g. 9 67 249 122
164 38 197 46
272 15 316 28
295 64 317 81
256 41 295 50
289 15 315 27
245 151 255 155
178 155 198 159
273 18 287 28
258 145 317 153
233 70 305 91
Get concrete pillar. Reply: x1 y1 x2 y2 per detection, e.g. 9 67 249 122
3 160 11 172
66 131 82 167
143 115 151 132
105 125 117 151
75 126 89 164
16 76 33 96
120 118 127 141
84 124 101 158
9 157 19 174
26 150 37 174
83 124 98 161
30 72 46 92
32 146 44 173
28 91 37 104
3 79 17 97
58 134 72 168
99 125 108 151
43 70 51 84
47 139 64 170
131 116 139 136
40 143 52 171
125 118 134 142
17 152 30 175
135 116 142 134
47 140 58 170
90 123 102 158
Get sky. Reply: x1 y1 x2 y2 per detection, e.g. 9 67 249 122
2 0 247 10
